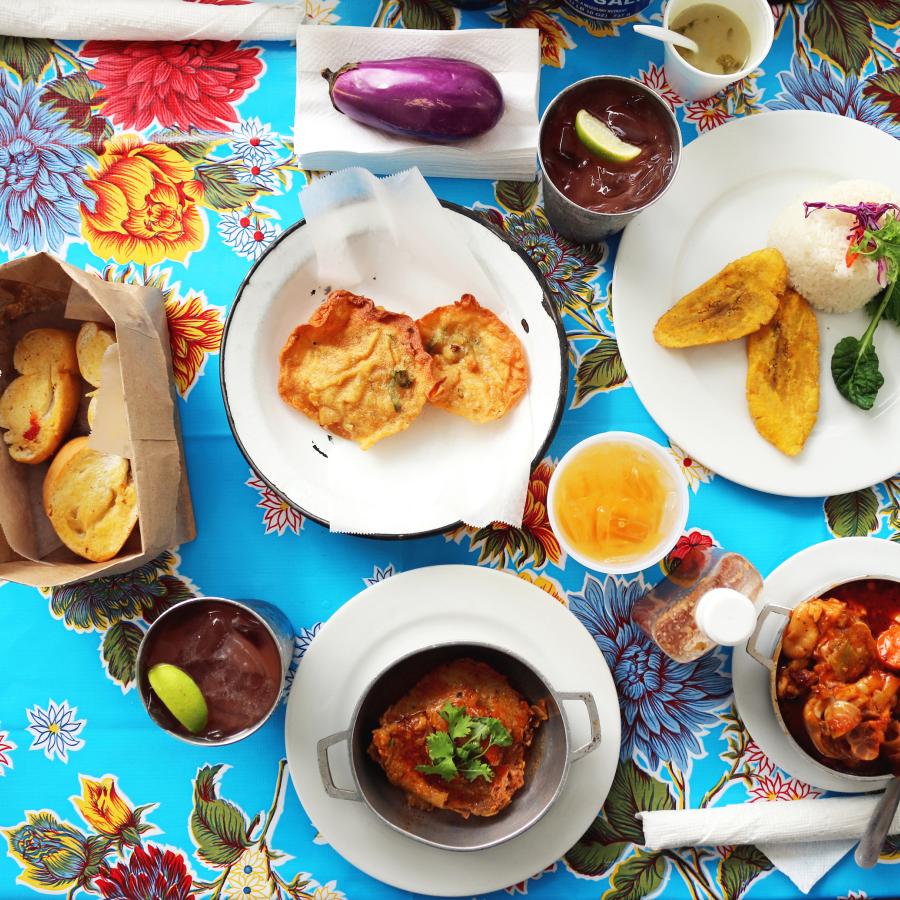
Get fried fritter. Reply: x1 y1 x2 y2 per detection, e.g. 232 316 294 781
417 294 528 424
278 290 434 450
746 288 819 457
654 248 788 348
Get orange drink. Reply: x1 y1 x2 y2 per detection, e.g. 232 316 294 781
548 433 688 573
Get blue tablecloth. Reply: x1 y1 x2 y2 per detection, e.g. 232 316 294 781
1 3 899 898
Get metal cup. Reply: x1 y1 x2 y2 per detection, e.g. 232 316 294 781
538 76 682 244
135 596 295 746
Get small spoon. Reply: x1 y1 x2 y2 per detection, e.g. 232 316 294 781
632 24 700 55
855 775 900 869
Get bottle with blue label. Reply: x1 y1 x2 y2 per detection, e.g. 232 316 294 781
562 0 653 22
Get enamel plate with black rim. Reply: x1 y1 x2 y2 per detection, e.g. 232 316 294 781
221 202 566 538
614 111 900 498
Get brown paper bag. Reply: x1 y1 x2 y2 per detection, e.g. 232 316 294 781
0 253 195 587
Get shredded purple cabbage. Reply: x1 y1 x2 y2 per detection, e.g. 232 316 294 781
803 200 900 284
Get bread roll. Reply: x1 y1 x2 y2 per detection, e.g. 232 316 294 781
76 322 115 388
43 436 138 562
0 328 81 464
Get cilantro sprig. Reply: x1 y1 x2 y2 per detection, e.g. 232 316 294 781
805 204 900 410
415 702 512 784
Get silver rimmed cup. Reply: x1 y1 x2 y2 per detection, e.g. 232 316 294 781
538 76 682 244
136 596 294 746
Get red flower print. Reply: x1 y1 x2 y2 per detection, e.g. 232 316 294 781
96 844 192 900
0 730 15 773
82 40 262 131
638 63 682 112
742 739 774 776
684 97 731 132
662 529 715 579
247 475 304 536
165 292 224 398
748 771 821 802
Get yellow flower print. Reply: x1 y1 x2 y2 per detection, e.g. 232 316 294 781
516 570 567 606
223 846 277 899
72 776 135 838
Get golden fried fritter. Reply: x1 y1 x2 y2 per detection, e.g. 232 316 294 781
417 294 528 424
746 288 819 457
654 248 788 348
278 290 434 450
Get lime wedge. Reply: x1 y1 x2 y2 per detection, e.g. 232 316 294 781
574 109 641 163
148 663 208 734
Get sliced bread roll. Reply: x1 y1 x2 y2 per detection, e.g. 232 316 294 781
43 436 138 562
76 322 116 388
0 328 81 464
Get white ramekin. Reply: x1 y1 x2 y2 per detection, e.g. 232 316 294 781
547 431 689 575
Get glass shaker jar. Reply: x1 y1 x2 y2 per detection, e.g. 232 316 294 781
631 545 762 663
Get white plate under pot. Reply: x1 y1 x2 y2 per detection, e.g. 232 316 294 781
614 111 900 498
284 565 621 896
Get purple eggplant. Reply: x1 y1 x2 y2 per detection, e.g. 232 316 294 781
322 57 504 143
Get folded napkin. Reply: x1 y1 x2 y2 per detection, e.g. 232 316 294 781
640 796 900 894
0 0 301 41
300 167 534 534
295 26 540 181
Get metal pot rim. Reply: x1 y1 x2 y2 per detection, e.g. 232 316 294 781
749 574 900 784
318 640 600 851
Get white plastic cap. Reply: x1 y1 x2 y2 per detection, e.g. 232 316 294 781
694 588 757 647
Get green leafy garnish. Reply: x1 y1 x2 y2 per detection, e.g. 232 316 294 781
805 207 900 410
415 702 512 784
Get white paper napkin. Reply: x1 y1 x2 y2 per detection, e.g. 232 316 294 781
299 167 534 534
639 797 900 894
295 26 540 181
0 0 301 41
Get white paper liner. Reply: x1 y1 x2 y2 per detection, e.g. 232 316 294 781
299 167 534 534
295 26 540 181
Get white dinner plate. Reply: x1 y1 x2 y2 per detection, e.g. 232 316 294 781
284 565 621 896
614 111 900 497
732 537 900 793
221 203 566 538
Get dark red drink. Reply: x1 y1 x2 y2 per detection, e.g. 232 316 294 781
540 79 678 214
141 600 283 742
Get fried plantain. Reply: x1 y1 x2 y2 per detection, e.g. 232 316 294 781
654 248 788 348
417 294 528 424
278 290 434 450
746 288 819 457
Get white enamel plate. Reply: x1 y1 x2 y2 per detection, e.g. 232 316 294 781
284 565 621 896
221 203 567 538
614 111 900 497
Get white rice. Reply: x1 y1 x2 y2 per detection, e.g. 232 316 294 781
768 179 898 314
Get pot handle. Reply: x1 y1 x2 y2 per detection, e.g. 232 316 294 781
746 604 793 672
557 691 602 762
317 730 362 802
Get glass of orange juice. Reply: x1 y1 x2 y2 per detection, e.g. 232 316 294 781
547 432 688 573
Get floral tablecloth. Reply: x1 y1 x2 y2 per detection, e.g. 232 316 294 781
1 2 899 898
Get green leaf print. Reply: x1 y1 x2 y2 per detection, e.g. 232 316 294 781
603 850 667 900
101 620 144 687
604 760 676 844
190 765 253 867
195 162 264 210
717 845 773 900
863 67 900 129
574 336 627 404
804 0 872 74
0 37 53 81
495 179 539 214
824 487 880 537
399 0 458 30
565 817 629 876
